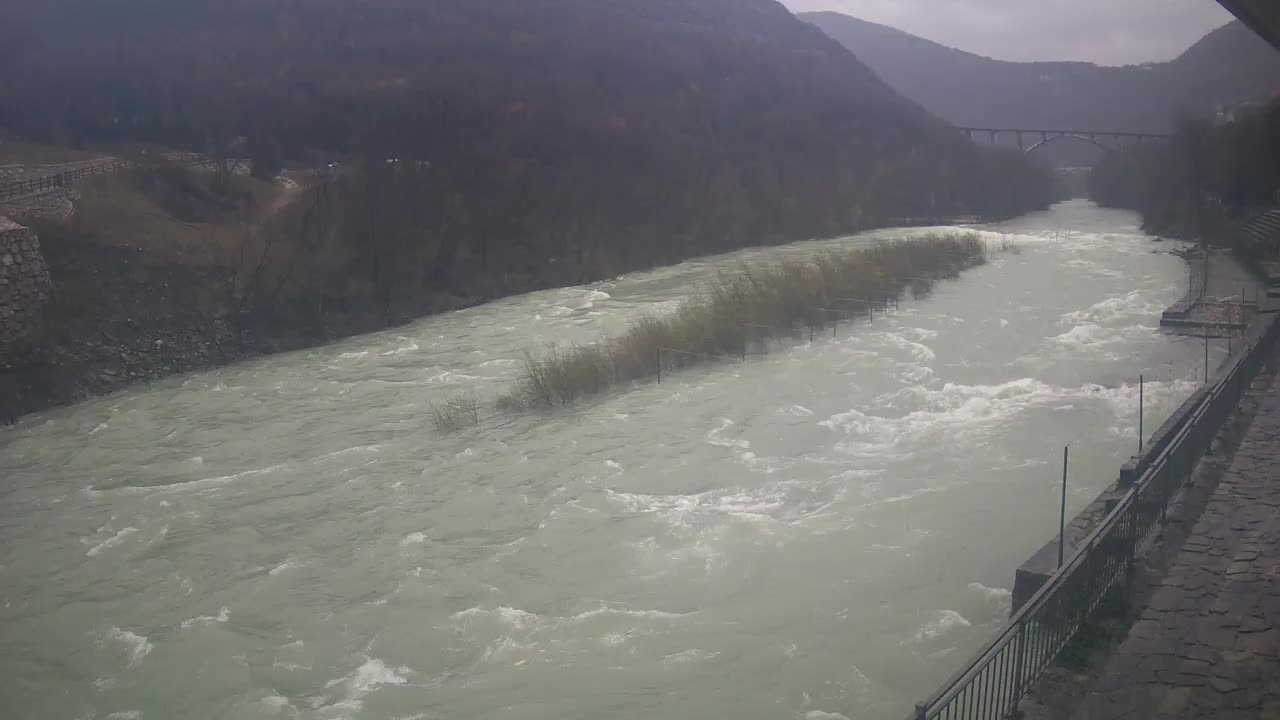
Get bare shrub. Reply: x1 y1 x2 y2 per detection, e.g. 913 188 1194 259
432 392 480 432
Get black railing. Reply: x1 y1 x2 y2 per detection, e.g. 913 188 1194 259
908 312 1280 720
0 159 132 200
0 153 232 201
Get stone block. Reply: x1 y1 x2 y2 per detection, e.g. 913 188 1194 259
0 219 51 350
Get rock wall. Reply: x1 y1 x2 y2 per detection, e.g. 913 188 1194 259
0 217 53 367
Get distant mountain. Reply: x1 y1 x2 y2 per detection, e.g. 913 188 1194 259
801 13 1280 135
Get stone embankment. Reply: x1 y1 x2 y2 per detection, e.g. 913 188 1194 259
0 216 52 368
0 214 251 421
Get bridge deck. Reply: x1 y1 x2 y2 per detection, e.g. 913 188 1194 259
956 128 1171 139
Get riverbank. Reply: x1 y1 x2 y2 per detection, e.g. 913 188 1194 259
0 199 1010 422
0 214 535 421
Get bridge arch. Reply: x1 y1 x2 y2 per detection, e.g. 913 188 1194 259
957 127 1170 159
1025 133 1117 156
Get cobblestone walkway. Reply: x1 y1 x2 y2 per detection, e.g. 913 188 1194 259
1073 372 1280 719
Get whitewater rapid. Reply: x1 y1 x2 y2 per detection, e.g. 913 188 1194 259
0 201 1224 720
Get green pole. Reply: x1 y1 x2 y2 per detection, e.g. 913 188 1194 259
1059 445 1069 569
1138 375 1144 455
1204 322 1210 385
657 349 662 384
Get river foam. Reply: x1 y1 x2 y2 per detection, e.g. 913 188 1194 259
86 527 139 557
105 627 152 669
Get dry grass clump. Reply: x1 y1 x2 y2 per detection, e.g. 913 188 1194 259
997 234 1022 255
497 232 986 411
496 347 613 410
431 392 481 432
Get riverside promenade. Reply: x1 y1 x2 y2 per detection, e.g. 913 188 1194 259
1071 370 1280 719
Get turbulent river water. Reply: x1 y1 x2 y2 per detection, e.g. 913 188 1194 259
0 201 1227 720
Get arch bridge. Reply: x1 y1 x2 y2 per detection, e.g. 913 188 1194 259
957 127 1172 155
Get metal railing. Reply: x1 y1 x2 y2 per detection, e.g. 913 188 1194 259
908 311 1280 720
0 153 239 201
0 159 133 200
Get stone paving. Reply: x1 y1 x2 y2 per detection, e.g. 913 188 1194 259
1071 370 1280 719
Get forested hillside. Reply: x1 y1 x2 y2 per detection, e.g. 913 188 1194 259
3 1 1054 270
1089 102 1280 240
0 0 1059 416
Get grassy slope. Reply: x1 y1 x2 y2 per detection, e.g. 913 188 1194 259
66 170 281 267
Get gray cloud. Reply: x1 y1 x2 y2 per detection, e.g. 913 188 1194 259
782 0 1236 65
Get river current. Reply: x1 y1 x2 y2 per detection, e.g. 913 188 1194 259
0 201 1225 720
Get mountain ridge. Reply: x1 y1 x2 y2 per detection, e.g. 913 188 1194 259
801 12 1280 135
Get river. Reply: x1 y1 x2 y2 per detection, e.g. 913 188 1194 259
0 201 1225 720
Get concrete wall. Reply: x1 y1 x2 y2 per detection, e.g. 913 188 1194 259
0 217 53 366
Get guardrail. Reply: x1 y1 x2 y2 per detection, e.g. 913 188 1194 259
907 311 1280 720
0 153 228 201
0 159 133 200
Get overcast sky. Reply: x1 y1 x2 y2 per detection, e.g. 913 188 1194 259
782 0 1236 65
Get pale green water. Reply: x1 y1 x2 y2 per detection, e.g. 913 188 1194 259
0 201 1223 720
